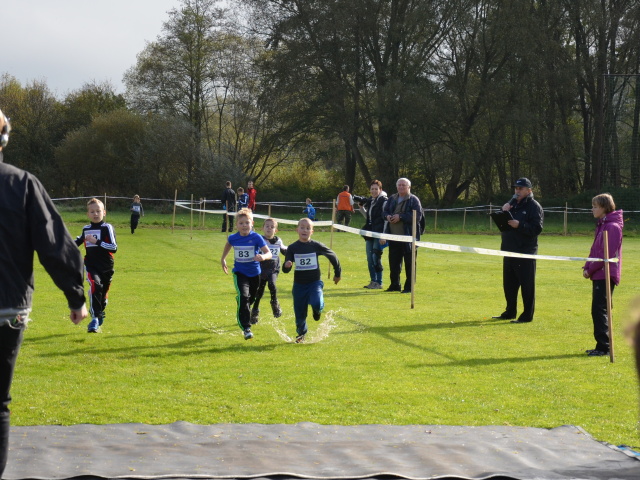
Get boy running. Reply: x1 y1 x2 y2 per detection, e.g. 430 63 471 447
252 218 287 324
221 208 272 340
282 218 341 343
75 198 118 333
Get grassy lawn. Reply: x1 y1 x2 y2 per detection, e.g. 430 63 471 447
13 213 640 449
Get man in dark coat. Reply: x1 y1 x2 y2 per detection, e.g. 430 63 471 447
493 177 544 323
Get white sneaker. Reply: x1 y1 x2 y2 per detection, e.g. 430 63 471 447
363 281 375 289
370 282 382 289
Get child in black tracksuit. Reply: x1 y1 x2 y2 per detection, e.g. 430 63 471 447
75 198 117 333
251 218 287 324
130 194 144 234
282 218 341 343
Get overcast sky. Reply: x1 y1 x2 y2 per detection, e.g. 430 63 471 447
4 1 184 98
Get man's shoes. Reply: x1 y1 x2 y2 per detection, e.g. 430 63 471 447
492 314 516 320
313 309 321 321
243 329 253 340
401 289 411 293
385 285 401 292
271 301 282 318
250 309 259 324
510 319 532 324
370 282 382 290
587 349 609 356
295 334 305 343
364 281 375 289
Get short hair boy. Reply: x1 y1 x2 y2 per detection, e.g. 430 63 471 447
75 198 118 333
282 218 341 343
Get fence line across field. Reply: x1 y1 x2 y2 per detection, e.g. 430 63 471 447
173 199 617 264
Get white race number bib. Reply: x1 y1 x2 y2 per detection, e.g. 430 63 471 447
294 253 318 271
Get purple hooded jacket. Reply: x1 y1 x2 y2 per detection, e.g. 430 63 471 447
583 209 623 285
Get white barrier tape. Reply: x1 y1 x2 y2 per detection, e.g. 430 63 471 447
175 202 618 263
326 224 618 262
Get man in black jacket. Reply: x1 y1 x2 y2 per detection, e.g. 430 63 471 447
0 109 88 477
221 181 237 232
493 178 544 323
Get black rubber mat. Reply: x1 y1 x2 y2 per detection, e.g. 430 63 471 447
5 422 639 480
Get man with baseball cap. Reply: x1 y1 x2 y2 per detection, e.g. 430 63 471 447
0 108 88 476
492 177 544 323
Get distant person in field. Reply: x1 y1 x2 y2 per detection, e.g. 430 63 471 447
336 185 354 227
492 178 543 324
282 218 341 343
582 193 623 357
381 177 423 293
237 187 249 211
247 180 257 211
220 208 272 340
129 194 144 234
0 108 87 478
303 198 316 220
359 179 388 290
75 198 118 333
221 181 237 232
252 218 288 324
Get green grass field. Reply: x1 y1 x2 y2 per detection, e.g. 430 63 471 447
14 212 640 449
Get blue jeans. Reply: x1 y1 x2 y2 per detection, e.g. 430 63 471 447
365 238 383 285
292 281 324 336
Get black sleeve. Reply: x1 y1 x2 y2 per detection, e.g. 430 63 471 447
28 177 86 309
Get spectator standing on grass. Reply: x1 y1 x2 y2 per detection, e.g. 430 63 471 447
303 198 316 220
247 180 257 211
282 218 341 343
220 208 272 340
336 185 354 226
237 187 249 211
582 193 623 357
252 218 288 324
492 178 543 324
0 108 88 478
130 194 144 234
75 198 118 333
359 180 388 290
221 181 237 232
382 178 423 293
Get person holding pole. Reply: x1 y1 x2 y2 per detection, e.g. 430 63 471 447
381 178 423 293
492 178 543 323
582 193 623 357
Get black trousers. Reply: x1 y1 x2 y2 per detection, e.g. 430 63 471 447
0 320 26 478
254 272 279 311
502 257 536 322
86 267 114 321
233 272 260 330
591 280 614 352
222 213 234 232
388 241 416 291
130 214 140 233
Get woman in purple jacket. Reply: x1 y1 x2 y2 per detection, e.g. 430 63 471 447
582 193 623 357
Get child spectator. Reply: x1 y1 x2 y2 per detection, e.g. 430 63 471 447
282 218 341 343
247 181 257 211
75 198 118 333
582 193 623 357
130 194 144 234
237 187 249 210
251 218 287 324
220 208 272 340
303 198 316 220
